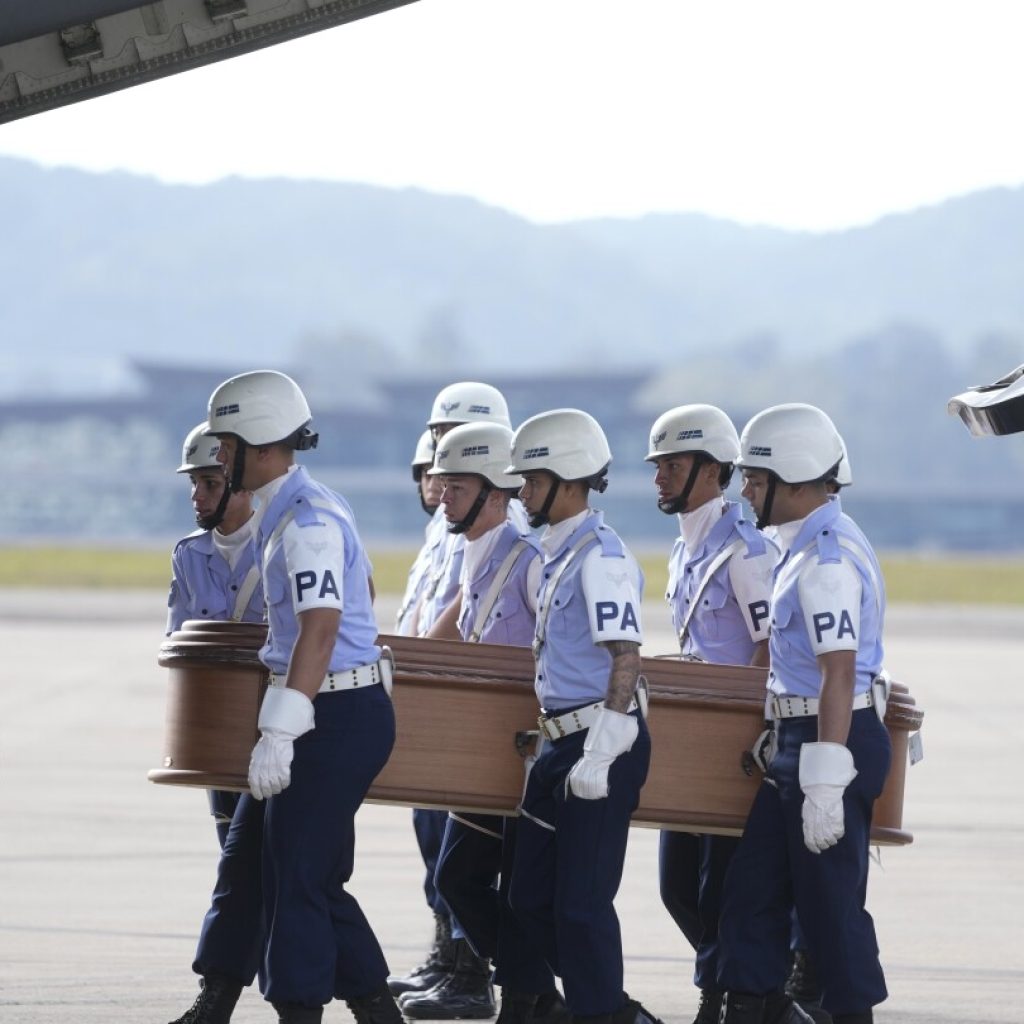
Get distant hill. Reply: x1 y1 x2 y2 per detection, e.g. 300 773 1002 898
2 156 1023 397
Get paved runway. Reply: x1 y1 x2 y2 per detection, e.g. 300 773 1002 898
0 588 1021 1023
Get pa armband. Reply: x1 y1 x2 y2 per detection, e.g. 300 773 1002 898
581 548 643 643
728 548 777 641
798 558 862 654
283 517 346 613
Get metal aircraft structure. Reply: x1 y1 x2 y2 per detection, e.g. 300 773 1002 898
0 0 418 124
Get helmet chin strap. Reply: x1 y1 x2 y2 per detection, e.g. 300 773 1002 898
528 478 560 529
658 459 703 516
756 475 777 530
196 481 231 532
447 483 491 535
198 437 248 532
419 489 439 517
228 439 248 494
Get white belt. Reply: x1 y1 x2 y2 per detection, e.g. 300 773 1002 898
270 656 393 694
767 690 873 720
538 696 639 741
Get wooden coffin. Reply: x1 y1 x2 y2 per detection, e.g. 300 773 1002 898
150 622 924 845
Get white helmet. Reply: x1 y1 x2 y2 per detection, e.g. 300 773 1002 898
427 381 511 429
645 404 741 464
207 370 318 449
947 364 1024 437
429 422 522 490
736 403 843 484
507 408 612 486
833 436 853 488
177 422 222 474
411 429 436 482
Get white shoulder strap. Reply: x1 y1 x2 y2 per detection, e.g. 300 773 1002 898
467 539 531 643
677 538 745 652
777 535 883 616
230 564 262 621
533 530 599 656
837 537 884 615
263 497 338 567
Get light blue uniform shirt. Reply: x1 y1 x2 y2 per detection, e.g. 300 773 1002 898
534 510 644 710
419 500 532 636
166 528 265 634
395 512 448 636
458 521 541 647
666 500 777 665
256 466 380 675
418 525 465 637
768 497 885 699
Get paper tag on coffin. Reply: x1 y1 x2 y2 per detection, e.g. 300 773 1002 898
149 623 924 845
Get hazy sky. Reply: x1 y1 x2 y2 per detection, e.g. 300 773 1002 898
2 0 1023 230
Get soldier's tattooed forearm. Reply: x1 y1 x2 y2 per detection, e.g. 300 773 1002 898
601 640 642 712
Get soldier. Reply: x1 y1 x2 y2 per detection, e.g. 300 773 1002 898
785 434 851 1017
166 371 401 1024
644 405 777 1024
401 421 564 1024
166 422 265 848
416 381 519 636
716 404 891 1024
505 409 663 1024
394 430 444 637
390 382 520 1012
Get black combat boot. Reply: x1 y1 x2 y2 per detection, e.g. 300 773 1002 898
271 1003 323 1024
721 993 815 1024
763 993 816 1024
614 997 665 1024
532 990 569 1024
167 974 243 1024
347 985 405 1024
388 912 456 998
400 939 496 1019
785 951 824 1016
832 1014 872 1024
496 988 568 1024
691 989 722 1024
496 990 539 1024
719 993 766 1024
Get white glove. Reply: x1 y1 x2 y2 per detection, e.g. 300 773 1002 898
798 741 858 854
568 707 639 800
248 687 315 801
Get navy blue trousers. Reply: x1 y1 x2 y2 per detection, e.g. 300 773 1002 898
508 716 650 1017
435 813 502 950
717 708 891 1017
435 813 557 994
413 808 450 915
194 686 396 1008
208 789 241 849
658 830 740 990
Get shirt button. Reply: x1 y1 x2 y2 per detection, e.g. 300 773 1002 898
231 584 238 591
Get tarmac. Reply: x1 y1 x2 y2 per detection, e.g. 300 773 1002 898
0 587 1022 1024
